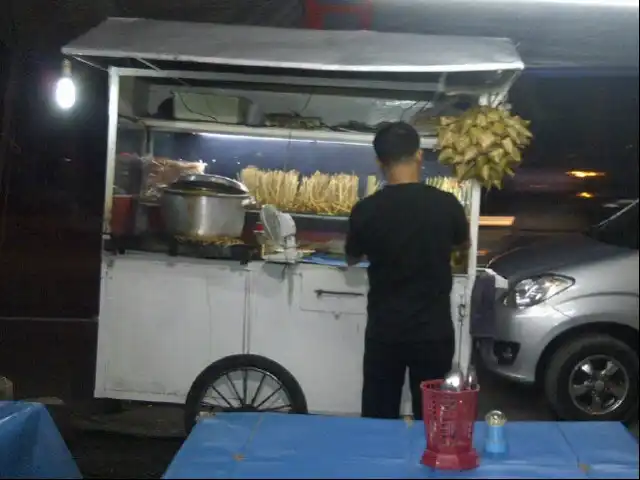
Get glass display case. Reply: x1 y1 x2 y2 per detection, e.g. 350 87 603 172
149 129 472 214
151 132 464 199
108 71 482 273
118 125 475 273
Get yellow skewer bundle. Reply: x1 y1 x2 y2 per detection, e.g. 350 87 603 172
241 168 474 215
240 167 359 216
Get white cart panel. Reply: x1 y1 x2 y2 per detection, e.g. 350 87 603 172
299 267 368 315
249 262 471 416
97 254 247 403
249 263 367 415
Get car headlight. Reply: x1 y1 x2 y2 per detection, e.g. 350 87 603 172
505 275 574 309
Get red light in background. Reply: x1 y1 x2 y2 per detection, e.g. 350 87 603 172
304 0 373 30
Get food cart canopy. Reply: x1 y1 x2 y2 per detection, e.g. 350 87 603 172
62 18 523 74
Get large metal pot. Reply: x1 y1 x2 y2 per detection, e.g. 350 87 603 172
161 174 251 238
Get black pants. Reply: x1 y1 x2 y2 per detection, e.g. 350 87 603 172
361 336 455 420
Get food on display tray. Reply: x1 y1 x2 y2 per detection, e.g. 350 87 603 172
240 167 359 216
241 167 470 216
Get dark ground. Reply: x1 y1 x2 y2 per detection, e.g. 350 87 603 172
64 431 182 480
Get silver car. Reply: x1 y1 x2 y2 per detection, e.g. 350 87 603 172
478 200 639 421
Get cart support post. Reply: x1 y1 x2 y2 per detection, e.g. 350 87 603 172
467 180 481 278
463 181 482 368
103 67 120 237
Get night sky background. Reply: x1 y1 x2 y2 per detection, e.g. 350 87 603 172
0 0 638 319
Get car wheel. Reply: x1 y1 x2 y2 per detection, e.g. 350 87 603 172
544 334 639 421
184 354 308 434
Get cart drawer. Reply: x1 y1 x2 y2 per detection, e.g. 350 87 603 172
299 267 367 315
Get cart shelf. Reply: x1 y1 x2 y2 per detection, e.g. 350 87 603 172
124 117 438 149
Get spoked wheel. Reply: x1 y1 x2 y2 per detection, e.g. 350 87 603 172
184 354 308 434
200 367 295 415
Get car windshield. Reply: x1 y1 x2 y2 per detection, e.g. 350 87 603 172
586 200 639 250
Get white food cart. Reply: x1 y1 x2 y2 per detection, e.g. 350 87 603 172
61 18 521 432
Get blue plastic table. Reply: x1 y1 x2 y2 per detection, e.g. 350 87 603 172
164 413 639 479
0 402 81 479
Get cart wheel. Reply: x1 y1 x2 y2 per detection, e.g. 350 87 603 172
184 354 308 434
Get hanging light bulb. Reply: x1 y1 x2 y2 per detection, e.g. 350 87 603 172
55 59 76 110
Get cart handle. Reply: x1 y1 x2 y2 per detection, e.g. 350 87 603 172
315 289 364 298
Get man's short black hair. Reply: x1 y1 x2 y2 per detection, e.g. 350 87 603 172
373 121 421 167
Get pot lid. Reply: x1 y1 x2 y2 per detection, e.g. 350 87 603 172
169 174 249 195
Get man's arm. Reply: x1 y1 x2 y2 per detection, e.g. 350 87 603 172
345 203 365 266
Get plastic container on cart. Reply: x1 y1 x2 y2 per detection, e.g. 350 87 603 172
420 379 480 471
143 203 165 234
111 194 136 237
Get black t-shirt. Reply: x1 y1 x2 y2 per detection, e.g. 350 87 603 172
345 183 469 343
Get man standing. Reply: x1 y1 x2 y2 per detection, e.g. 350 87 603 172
345 122 469 420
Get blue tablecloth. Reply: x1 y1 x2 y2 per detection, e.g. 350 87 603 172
164 413 639 479
0 402 81 479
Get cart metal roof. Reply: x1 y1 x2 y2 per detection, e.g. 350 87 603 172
62 18 524 73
